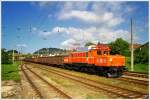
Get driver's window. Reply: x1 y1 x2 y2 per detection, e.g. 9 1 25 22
104 51 108 55
97 50 101 55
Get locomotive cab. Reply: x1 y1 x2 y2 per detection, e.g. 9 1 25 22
89 43 125 77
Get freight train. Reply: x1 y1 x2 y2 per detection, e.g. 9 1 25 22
25 43 126 78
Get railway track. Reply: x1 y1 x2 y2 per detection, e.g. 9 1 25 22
21 64 43 98
124 72 148 78
28 62 148 86
29 64 148 99
21 64 72 99
118 77 148 86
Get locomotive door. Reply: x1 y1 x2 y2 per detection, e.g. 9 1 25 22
88 50 94 65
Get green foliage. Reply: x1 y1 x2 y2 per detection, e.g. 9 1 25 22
25 53 33 58
7 50 19 53
1 48 12 64
85 41 95 47
109 38 130 56
125 57 148 73
134 42 149 64
2 62 20 81
33 48 66 54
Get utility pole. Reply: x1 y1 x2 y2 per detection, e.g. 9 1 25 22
131 18 134 71
12 49 15 64
20 47 23 65
38 49 39 57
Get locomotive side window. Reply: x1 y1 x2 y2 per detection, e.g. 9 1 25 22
86 52 88 57
97 50 102 55
104 51 108 55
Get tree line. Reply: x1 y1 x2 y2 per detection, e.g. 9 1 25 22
1 49 18 64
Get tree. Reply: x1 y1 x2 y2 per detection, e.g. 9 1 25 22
85 41 95 47
109 38 130 56
7 50 18 54
134 42 149 64
1 48 12 64
25 53 33 58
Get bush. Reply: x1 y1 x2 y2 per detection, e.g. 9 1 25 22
1 48 12 64
109 38 130 56
134 42 149 64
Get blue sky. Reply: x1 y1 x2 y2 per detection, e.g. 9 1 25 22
2 1 149 53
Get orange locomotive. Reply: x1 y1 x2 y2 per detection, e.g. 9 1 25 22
64 43 126 77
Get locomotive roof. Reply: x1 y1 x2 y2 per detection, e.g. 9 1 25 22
89 44 110 51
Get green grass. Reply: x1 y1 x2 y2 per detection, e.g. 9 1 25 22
2 61 21 81
125 57 149 73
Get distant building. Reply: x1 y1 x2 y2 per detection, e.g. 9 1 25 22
129 43 141 50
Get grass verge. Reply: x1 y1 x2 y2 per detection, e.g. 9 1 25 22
2 61 21 81
125 57 148 73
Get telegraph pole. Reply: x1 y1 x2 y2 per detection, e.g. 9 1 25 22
131 18 134 71
12 49 15 64
38 49 40 57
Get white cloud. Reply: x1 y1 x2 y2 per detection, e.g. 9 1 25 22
17 44 27 48
31 2 140 48
34 25 139 49
61 2 89 11
30 1 50 8
41 26 137 49
61 38 81 49
38 2 49 7
58 10 100 23
32 27 37 31
57 2 137 27
126 6 136 13
58 10 123 27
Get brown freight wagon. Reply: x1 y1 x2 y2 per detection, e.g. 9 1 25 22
25 56 67 66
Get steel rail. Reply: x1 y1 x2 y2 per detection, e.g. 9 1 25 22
24 65 72 99
21 64 43 98
31 64 148 99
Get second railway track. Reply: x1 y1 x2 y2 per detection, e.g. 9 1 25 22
28 63 148 99
118 77 148 86
124 71 148 78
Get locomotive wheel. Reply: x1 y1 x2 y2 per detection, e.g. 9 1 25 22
106 72 119 78
117 71 123 77
106 73 112 78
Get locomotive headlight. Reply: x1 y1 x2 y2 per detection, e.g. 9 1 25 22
109 58 112 62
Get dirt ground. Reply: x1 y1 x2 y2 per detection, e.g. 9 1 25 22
2 80 22 98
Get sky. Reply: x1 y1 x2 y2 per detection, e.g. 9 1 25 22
2 1 149 53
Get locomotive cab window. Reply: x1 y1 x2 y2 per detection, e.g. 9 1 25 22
97 50 102 55
104 51 109 55
86 52 88 57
